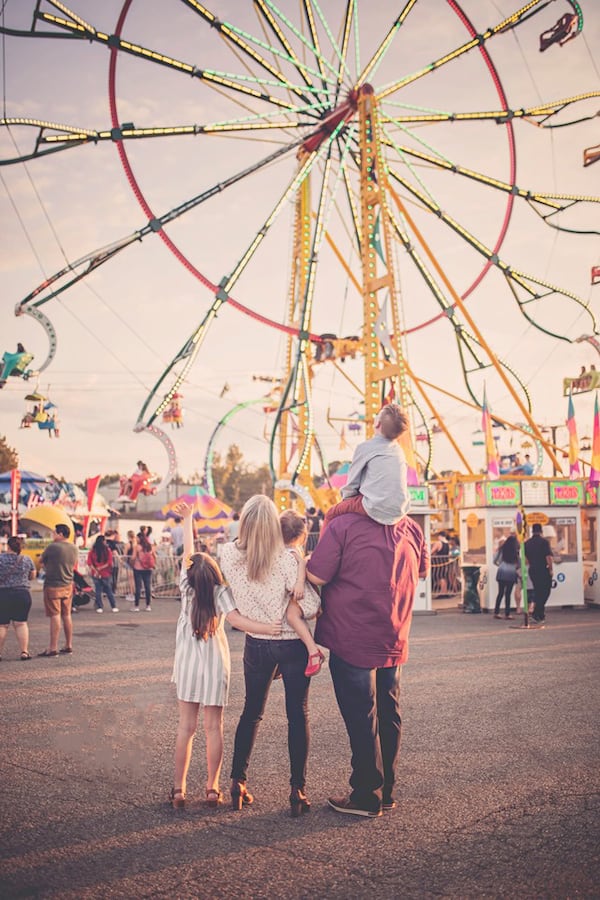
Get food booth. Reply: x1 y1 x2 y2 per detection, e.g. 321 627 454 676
456 478 584 612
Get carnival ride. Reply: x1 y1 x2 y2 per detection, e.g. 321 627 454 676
1 0 599 505
20 391 60 437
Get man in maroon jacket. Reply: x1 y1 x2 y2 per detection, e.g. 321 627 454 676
307 513 429 817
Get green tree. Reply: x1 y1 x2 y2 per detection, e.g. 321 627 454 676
0 435 18 473
211 445 273 510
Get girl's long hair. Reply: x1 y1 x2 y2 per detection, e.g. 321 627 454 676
93 534 109 564
501 535 519 564
138 533 152 552
237 495 284 582
186 553 224 640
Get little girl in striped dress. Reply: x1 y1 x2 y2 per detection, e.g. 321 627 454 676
170 502 280 809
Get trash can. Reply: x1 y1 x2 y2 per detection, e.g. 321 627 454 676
461 565 482 613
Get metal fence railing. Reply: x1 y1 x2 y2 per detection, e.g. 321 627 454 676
77 552 182 602
431 554 462 597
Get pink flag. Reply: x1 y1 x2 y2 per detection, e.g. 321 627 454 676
482 388 499 479
590 393 600 485
83 475 101 547
10 469 21 537
566 392 580 478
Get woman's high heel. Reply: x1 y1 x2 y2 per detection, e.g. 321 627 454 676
169 787 185 809
230 779 254 810
206 789 222 808
289 787 311 818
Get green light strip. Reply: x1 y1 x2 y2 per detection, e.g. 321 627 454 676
222 149 323 293
357 0 418 86
381 125 447 206
310 0 351 85
264 0 340 83
300 0 328 87
253 0 317 90
336 0 355 89
181 0 315 105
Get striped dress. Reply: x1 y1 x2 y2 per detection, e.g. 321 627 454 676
171 565 236 705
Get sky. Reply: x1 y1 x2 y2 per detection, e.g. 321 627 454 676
1 0 599 487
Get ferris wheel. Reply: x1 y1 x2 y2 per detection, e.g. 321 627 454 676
1 0 598 500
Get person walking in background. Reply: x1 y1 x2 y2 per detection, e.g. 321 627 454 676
169 502 281 810
38 524 78 657
305 507 321 553
169 517 184 557
105 529 124 593
87 534 119 614
306 511 429 818
324 403 410 531
226 512 240 542
131 531 156 611
525 523 553 625
0 536 35 660
493 534 519 620
279 509 323 676
220 495 320 817
124 530 137 603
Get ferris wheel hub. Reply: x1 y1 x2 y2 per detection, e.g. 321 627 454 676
299 88 361 155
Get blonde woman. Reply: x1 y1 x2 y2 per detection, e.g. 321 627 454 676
220 495 320 817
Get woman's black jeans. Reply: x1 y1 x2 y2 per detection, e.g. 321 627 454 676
231 636 310 789
494 581 514 616
133 569 152 607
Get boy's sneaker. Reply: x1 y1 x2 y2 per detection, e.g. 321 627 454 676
96 608 103 614
112 607 119 613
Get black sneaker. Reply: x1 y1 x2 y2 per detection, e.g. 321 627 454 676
382 797 397 811
328 796 382 818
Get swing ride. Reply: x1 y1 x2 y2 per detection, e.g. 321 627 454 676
1 0 599 506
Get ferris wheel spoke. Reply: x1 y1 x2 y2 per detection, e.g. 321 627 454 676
379 91 600 127
179 0 325 107
333 0 355 98
219 142 332 296
388 169 597 337
357 0 418 88
0 113 322 165
252 0 325 98
304 0 353 96
35 4 311 112
13 135 301 316
377 0 551 102
136 301 223 427
383 140 600 236
262 0 343 89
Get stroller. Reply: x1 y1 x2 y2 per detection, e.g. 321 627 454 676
73 569 94 610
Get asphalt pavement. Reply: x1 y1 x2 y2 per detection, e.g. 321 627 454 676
1 588 599 899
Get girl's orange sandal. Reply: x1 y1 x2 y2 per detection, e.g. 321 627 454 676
169 788 185 809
